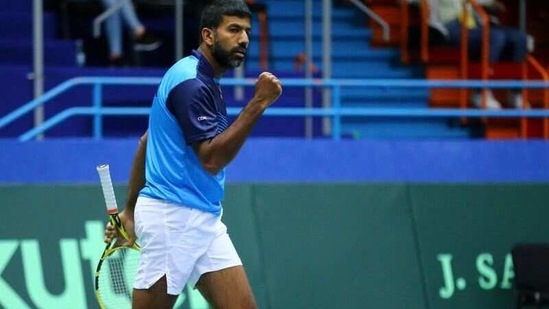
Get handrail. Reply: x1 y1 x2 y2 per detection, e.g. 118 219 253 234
419 0 429 63
465 0 491 109
1 77 549 141
417 0 491 109
400 0 409 64
17 106 549 143
526 56 549 138
246 0 270 70
459 1 470 111
348 0 390 42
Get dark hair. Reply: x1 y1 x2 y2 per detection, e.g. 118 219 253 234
199 0 252 31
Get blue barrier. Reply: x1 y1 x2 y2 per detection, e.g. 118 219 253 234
2 139 549 183
1 77 549 141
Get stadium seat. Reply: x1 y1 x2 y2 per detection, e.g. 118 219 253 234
400 0 549 139
511 243 549 309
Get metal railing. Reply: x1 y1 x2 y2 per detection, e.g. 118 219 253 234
348 0 390 42
1 77 549 141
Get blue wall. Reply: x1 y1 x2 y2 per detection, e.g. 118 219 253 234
1 138 549 183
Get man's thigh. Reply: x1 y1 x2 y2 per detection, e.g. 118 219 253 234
196 266 257 309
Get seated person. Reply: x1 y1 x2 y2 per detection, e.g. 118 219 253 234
99 0 161 66
433 0 529 109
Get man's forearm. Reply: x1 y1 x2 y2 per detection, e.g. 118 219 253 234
195 101 266 174
194 71 282 175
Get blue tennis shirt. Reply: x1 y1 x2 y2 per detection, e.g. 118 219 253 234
140 50 228 215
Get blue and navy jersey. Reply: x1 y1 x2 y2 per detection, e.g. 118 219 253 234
139 50 228 215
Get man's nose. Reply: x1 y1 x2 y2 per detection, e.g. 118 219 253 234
239 31 249 47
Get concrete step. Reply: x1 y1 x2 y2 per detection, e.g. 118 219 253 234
341 99 428 109
248 61 412 76
332 66 417 78
342 118 475 139
247 41 390 62
0 12 57 40
340 87 430 103
251 19 371 40
0 0 32 13
261 0 353 17
0 39 78 66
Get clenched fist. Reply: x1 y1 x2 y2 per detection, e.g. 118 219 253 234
253 72 282 108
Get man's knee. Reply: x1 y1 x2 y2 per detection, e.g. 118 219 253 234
505 28 528 61
506 29 528 47
489 29 507 49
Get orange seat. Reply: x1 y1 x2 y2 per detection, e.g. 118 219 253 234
409 0 549 139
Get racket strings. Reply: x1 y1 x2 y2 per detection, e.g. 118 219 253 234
97 248 140 308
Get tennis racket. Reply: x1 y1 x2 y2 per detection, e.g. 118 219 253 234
95 164 141 309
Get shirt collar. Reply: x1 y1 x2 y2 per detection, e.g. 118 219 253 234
192 49 218 81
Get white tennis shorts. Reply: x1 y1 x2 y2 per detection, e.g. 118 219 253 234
133 196 242 295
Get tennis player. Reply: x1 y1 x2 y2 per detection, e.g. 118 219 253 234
103 0 282 308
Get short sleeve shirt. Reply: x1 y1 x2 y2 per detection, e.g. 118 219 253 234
139 50 227 215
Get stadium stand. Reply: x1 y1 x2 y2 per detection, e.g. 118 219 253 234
395 0 549 138
0 0 548 139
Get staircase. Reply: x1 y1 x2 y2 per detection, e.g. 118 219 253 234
247 0 477 139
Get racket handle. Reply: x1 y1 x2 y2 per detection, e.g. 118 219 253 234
97 164 138 248
96 164 119 214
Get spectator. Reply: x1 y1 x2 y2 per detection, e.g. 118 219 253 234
433 0 529 109
99 0 161 66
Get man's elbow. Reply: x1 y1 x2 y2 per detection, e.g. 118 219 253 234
194 141 224 175
202 161 223 175
139 131 148 145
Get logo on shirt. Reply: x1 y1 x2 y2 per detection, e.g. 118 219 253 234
197 116 209 121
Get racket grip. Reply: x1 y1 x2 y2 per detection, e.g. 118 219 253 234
109 213 131 240
96 164 119 213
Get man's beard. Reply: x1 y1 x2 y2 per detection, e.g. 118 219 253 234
212 39 244 69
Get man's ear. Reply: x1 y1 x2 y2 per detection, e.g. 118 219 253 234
201 28 214 46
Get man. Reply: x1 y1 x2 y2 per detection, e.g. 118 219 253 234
434 0 529 109
103 1 282 308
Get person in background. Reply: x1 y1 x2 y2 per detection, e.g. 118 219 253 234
434 0 530 109
99 0 161 66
